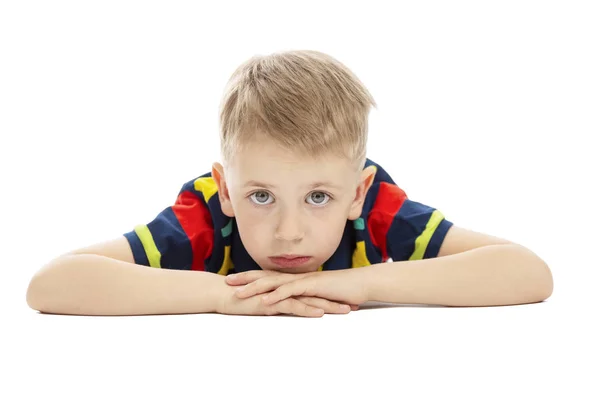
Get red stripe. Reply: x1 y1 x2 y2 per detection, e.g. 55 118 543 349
172 191 214 271
367 182 407 261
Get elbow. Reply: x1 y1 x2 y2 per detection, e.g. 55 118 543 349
514 245 554 303
26 266 53 312
26 272 46 312
536 260 554 302
26 255 76 313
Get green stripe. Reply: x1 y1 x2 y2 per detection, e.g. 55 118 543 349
221 219 233 238
353 217 365 230
134 224 162 268
409 210 445 260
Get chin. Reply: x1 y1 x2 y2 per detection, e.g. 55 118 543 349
268 265 318 274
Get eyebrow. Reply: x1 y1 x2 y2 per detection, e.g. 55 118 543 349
243 180 343 190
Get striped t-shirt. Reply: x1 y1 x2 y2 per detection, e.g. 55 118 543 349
123 157 454 274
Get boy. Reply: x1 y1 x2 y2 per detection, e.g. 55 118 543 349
26 50 553 317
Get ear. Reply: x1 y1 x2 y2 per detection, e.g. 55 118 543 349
211 162 235 217
348 165 377 221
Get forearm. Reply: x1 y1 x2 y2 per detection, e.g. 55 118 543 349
366 244 553 307
26 254 225 316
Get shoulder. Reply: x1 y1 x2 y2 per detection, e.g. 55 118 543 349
362 157 407 209
364 157 398 186
177 170 218 203
166 169 229 234
173 169 231 231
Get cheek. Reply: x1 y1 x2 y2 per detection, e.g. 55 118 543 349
235 203 269 227
234 216 278 268
315 218 346 245
234 210 271 250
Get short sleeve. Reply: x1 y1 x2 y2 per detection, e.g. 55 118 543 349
123 189 214 270
368 182 454 262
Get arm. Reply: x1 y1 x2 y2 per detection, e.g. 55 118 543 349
26 237 354 317
230 226 553 308
26 253 225 316
243 243 553 308
366 244 553 307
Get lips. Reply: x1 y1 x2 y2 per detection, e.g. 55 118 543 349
269 256 312 268
272 254 309 259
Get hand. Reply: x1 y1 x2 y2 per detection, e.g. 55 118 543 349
228 268 370 308
217 275 356 317
226 270 359 311
226 269 315 288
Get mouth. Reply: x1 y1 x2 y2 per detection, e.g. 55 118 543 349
269 256 313 268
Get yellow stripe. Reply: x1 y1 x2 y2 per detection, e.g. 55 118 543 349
194 177 219 203
134 224 162 268
351 241 372 268
218 245 234 275
409 210 445 261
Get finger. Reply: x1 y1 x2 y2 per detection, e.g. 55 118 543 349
274 297 324 318
262 280 312 306
226 271 266 285
235 274 299 299
350 304 360 311
296 296 351 314
226 270 275 286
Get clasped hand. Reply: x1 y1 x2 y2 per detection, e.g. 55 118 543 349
218 268 370 318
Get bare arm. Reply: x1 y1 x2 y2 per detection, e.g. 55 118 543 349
26 237 225 316
367 244 553 306
26 237 358 317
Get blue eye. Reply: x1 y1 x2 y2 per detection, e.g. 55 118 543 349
250 191 274 205
307 191 330 205
249 191 332 207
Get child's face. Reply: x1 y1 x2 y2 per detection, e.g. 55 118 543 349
212 135 376 274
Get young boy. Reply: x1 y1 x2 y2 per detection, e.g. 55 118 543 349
26 50 553 317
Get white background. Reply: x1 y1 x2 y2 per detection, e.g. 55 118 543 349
1 0 598 399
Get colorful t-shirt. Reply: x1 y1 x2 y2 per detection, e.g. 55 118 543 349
123 158 454 274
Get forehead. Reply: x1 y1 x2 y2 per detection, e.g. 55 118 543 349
230 138 355 187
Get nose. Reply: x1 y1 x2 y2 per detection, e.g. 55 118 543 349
274 209 304 241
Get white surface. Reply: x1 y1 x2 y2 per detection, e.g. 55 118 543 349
1 1 598 399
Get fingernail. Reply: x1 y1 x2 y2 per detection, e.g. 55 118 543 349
235 287 244 293
340 304 350 311
262 295 269 302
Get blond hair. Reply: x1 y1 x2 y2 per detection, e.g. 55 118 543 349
218 50 377 175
